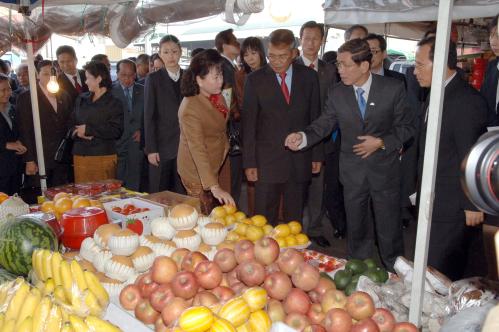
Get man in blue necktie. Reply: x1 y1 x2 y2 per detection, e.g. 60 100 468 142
112 59 145 191
285 39 415 271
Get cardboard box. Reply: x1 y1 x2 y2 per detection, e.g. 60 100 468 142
142 191 201 212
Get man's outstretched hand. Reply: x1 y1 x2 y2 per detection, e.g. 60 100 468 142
285 132 303 151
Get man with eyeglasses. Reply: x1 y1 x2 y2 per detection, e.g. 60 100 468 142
242 29 322 226
285 39 415 271
364 34 405 84
480 14 499 126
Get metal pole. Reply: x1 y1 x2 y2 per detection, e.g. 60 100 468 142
408 0 454 326
24 20 47 192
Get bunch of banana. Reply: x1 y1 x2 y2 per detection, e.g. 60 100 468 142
0 278 121 332
31 249 109 317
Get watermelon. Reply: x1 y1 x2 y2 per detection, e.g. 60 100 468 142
0 216 58 276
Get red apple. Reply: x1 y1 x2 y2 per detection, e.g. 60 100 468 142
291 261 320 291
192 291 219 307
214 248 237 272
194 261 222 289
351 318 380 332
161 297 188 327
268 299 286 323
211 286 235 302
346 291 375 321
137 272 159 298
307 303 325 325
151 256 178 285
254 237 280 265
264 271 293 300
234 240 255 263
321 288 347 313
285 313 310 332
372 308 396 332
149 284 175 312
237 260 266 287
119 284 142 310
171 271 199 299
304 325 327 332
309 277 336 303
134 299 160 325
323 308 352 332
171 248 190 269
277 248 304 276
284 288 311 315
393 322 419 332
181 251 208 272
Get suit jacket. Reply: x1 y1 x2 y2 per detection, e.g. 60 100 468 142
480 58 499 126
419 74 488 221
295 57 339 154
16 85 73 169
384 69 406 87
242 64 323 183
0 105 19 177
57 70 89 104
304 74 415 190
144 68 182 160
111 82 144 153
221 56 239 118
177 94 230 189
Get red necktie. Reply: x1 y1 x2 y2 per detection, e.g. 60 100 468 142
279 72 290 104
73 75 82 93
309 63 315 69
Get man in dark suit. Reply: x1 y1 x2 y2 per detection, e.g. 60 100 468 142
144 35 184 194
414 37 488 280
285 39 415 270
364 34 405 83
0 74 26 195
111 59 144 191
215 29 243 205
242 29 323 226
136 54 150 84
56 45 88 105
295 21 341 246
17 60 73 190
480 14 499 127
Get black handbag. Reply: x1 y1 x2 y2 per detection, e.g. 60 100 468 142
54 128 74 164
227 118 242 157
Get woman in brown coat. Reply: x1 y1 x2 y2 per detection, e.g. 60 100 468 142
177 50 235 206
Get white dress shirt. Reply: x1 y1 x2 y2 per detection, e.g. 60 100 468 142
301 55 319 72
166 68 181 82
64 71 82 88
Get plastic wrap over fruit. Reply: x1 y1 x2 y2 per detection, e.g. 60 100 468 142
447 277 499 314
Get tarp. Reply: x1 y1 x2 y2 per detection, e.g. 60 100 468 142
0 0 264 54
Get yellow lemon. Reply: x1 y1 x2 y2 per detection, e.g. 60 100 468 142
235 223 248 236
251 215 267 227
288 221 302 235
224 214 236 226
295 233 310 245
246 226 264 242
276 237 287 248
234 211 247 221
285 235 297 247
226 231 240 241
263 224 274 235
241 218 253 225
274 224 291 238
40 201 55 213
223 204 237 215
211 206 227 218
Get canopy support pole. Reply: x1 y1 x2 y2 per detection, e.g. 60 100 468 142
24 20 47 193
408 0 453 326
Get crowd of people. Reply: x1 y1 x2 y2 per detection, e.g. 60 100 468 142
0 16 498 279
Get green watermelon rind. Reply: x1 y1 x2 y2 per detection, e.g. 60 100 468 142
0 216 58 276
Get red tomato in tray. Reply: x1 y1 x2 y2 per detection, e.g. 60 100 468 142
127 219 144 235
112 206 122 213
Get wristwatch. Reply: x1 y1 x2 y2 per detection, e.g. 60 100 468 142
379 138 386 150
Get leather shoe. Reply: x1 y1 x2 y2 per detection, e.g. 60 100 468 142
310 235 330 247
333 229 345 239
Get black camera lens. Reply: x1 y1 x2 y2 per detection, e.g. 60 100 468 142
461 132 499 215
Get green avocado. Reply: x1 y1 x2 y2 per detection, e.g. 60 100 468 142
345 259 368 275
363 258 378 270
345 281 357 296
376 267 389 283
334 269 352 290
363 267 380 282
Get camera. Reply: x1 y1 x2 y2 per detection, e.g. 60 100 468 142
461 131 499 215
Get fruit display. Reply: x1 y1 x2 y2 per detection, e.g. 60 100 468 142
0 193 30 221
44 180 123 200
334 258 389 295
0 215 58 276
0 277 121 332
112 204 150 215
32 249 110 317
41 192 104 220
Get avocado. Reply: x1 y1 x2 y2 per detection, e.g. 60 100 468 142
334 269 352 290
345 281 357 296
363 258 377 270
345 259 368 275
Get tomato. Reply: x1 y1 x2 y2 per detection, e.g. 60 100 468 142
127 219 144 235
123 204 136 210
142 207 150 212
112 206 122 213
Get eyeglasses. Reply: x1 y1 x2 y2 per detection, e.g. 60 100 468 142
268 53 291 62
414 61 432 70
335 61 358 69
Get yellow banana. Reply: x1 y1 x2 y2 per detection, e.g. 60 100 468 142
44 304 62 332
42 250 53 281
4 279 30 322
60 260 74 304
54 285 68 305
0 282 11 308
51 252 63 287
83 271 109 307
85 316 121 332
32 249 44 281
83 291 103 317
15 287 41 330
61 322 74 332
0 313 4 329
70 260 88 292
69 315 90 332
60 306 70 324
0 319 15 332
17 316 32 332
43 278 55 296
32 296 52 332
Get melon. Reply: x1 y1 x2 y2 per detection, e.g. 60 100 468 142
0 216 58 276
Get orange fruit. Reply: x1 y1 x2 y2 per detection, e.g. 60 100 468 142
54 197 73 214
288 221 302 235
40 201 55 213
0 192 9 204
73 197 91 208
53 192 70 202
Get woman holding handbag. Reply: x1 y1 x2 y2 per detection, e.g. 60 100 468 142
177 49 235 207
71 61 123 183
17 60 73 188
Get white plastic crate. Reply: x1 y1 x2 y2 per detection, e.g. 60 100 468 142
103 198 165 235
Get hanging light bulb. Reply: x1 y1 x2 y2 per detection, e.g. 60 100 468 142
268 0 293 23
47 67 59 94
